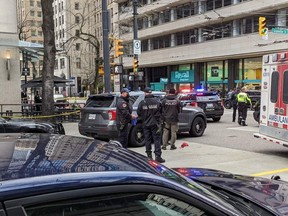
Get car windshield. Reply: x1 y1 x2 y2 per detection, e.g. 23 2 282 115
85 95 115 108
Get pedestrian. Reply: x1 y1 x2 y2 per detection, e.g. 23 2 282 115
231 87 240 122
137 87 165 163
116 88 136 148
237 87 251 126
161 88 181 150
34 91 42 114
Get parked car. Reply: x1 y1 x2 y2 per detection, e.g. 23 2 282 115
78 91 207 147
0 117 65 134
224 90 261 109
0 133 287 216
177 90 224 122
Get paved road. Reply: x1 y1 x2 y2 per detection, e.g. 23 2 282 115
63 109 288 181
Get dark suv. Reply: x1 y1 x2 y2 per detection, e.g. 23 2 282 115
224 90 261 109
78 91 207 147
177 91 224 122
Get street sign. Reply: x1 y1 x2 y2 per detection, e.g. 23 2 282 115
133 40 141 55
22 68 30 76
272 27 288 34
137 71 144 76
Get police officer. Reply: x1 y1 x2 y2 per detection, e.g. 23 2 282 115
231 87 240 122
116 88 135 148
237 87 251 126
161 88 181 150
137 87 165 163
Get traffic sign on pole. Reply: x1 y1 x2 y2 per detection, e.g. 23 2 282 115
133 40 141 55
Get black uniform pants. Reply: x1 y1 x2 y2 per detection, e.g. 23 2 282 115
143 124 162 157
232 104 237 121
238 102 248 124
117 124 129 148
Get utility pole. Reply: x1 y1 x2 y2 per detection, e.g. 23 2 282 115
102 0 111 92
133 0 139 90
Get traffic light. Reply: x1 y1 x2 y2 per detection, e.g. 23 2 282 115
259 16 267 36
114 39 124 58
133 58 139 73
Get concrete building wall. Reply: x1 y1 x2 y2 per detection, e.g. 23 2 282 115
0 1 21 110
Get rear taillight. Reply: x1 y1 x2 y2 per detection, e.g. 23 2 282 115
108 110 117 120
190 102 198 107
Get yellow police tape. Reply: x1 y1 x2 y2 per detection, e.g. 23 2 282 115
3 110 80 119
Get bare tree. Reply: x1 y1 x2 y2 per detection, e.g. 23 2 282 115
41 0 55 117
63 0 110 94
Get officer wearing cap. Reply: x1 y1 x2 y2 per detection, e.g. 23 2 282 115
137 87 165 163
116 88 135 148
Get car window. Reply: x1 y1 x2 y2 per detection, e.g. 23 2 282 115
196 95 220 102
85 96 115 108
24 193 209 216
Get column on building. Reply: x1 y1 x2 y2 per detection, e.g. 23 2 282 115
198 0 206 14
170 8 175 21
277 9 287 26
232 0 240 4
171 34 176 47
148 15 152 28
232 20 240 36
227 59 239 90
198 28 203 42
148 39 152 51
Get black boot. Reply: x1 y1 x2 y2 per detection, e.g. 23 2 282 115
241 120 248 126
146 152 153 159
155 156 165 163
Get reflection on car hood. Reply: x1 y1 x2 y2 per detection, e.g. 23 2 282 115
174 167 288 215
7 119 55 127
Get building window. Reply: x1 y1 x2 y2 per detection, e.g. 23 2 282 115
31 30 36 36
38 30 42 36
37 1 41 7
75 2 79 10
55 59 58 70
30 20 36 26
76 58 81 69
30 0 34 6
62 29 65 38
37 11 42 17
62 15 64 24
30 10 35 16
60 58 65 69
75 16 80 24
55 18 57 27
76 30 80 36
76 43 81 50
54 5 57 13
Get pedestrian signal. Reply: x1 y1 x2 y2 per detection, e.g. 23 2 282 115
259 16 267 36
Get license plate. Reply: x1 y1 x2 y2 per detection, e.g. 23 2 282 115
88 114 96 120
206 103 214 108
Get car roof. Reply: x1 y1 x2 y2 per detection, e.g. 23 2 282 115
0 134 225 203
88 91 166 98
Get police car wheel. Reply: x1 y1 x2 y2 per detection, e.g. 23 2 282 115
224 100 232 109
129 123 145 147
189 117 205 137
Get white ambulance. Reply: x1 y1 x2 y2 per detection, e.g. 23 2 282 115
254 52 288 146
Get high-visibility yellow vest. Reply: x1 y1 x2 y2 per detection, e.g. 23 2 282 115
237 92 251 104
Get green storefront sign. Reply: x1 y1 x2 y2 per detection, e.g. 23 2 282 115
171 70 194 83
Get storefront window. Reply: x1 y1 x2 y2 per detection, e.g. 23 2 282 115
207 61 224 91
179 64 191 70
243 57 262 90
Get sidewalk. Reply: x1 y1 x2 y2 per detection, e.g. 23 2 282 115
63 122 288 181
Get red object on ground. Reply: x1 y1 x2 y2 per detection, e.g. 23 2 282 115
180 142 189 148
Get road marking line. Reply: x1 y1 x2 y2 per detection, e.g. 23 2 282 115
251 168 288 176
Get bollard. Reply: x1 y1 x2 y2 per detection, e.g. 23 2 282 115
9 110 13 116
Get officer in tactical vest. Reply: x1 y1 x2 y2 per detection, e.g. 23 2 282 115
237 87 251 126
137 87 165 163
116 88 136 148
